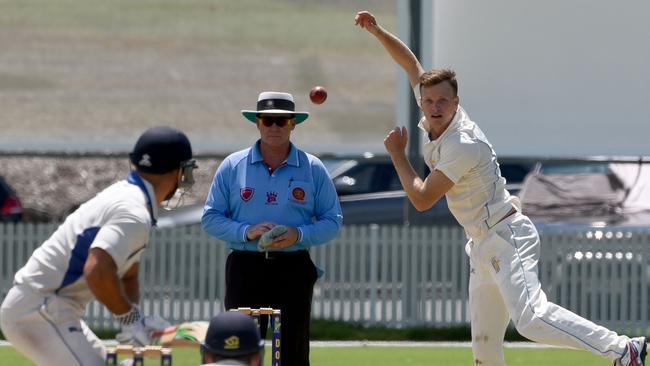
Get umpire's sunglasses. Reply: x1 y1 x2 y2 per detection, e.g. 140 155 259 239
258 116 293 127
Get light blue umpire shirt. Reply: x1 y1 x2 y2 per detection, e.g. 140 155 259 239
202 140 343 252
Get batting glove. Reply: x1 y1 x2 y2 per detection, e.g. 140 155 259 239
142 315 171 332
115 306 151 346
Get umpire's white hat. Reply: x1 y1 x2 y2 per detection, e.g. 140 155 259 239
241 91 310 124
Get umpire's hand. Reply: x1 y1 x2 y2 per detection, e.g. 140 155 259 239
246 222 276 240
265 226 299 249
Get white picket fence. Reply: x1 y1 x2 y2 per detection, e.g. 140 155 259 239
1 223 650 334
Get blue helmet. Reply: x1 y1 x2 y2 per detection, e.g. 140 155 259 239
202 311 264 357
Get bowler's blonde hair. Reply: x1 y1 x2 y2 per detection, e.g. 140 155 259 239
420 68 458 96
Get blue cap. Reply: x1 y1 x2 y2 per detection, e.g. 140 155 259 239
202 311 264 357
130 126 192 174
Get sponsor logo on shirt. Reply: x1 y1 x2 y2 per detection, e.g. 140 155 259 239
266 191 278 204
291 187 306 203
240 187 254 202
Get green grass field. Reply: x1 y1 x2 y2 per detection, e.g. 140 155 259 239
0 344 611 366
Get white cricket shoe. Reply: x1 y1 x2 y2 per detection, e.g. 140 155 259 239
615 337 647 366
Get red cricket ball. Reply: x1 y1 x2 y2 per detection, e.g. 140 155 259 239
309 86 327 104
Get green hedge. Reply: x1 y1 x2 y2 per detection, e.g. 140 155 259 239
1 320 527 342
308 319 526 342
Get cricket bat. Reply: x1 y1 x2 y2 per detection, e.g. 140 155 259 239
150 321 209 348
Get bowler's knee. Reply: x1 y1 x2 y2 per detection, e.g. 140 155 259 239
513 311 547 340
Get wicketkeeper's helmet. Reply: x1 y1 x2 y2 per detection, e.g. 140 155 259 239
202 311 265 357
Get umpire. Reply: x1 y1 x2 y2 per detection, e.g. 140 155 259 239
202 91 343 366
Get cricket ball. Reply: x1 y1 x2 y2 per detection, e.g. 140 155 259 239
309 86 327 104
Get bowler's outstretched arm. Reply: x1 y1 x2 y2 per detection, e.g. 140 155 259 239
355 10 425 88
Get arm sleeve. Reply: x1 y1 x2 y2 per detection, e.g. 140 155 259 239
435 136 481 184
294 160 343 248
91 204 150 270
201 159 250 243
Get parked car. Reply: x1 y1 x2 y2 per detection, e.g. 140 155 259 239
326 155 650 227
0 176 23 222
520 157 650 228
325 156 403 196
322 154 534 226
159 155 534 228
159 155 650 229
323 155 533 197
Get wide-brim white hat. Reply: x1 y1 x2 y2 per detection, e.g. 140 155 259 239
241 91 310 124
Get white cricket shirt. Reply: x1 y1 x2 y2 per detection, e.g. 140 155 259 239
13 172 157 311
414 86 519 240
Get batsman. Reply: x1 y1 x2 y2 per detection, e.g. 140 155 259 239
202 91 343 366
355 9 646 366
0 126 197 365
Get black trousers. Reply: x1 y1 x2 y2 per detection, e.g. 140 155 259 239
224 250 318 366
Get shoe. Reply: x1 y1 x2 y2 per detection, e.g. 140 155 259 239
615 337 647 366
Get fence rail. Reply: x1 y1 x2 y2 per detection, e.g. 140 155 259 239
1 223 649 334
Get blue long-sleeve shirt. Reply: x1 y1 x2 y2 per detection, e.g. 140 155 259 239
202 141 343 251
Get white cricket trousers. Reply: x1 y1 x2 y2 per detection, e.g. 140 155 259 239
466 213 629 366
0 285 106 366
